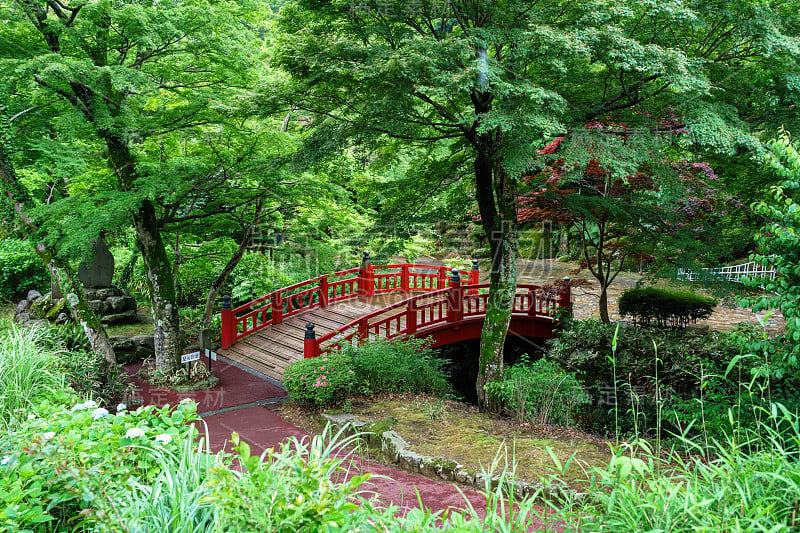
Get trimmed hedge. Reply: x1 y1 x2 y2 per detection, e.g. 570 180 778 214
618 286 716 328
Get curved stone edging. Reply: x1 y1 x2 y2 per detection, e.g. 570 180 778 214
322 413 587 504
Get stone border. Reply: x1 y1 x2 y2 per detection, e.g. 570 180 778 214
322 413 587 504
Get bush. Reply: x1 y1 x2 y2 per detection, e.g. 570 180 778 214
486 356 588 427
547 319 776 438
0 238 48 300
341 337 452 398
283 355 356 408
618 286 717 328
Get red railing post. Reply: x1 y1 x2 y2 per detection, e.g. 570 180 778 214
271 292 283 325
406 298 417 335
220 294 236 349
468 259 479 295
358 250 375 298
437 266 447 289
304 322 318 358
528 287 537 317
401 264 410 293
358 320 369 344
558 276 572 320
447 269 463 323
320 275 329 307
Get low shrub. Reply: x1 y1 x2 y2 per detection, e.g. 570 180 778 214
341 337 452 398
0 238 48 301
283 355 356 408
618 286 717 328
547 319 797 439
486 356 588 427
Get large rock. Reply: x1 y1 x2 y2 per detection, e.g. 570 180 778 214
88 299 110 314
100 310 139 325
131 335 155 349
77 237 114 289
26 289 42 303
110 336 134 351
107 295 136 313
16 299 29 315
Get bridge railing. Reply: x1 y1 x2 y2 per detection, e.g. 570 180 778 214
307 274 569 358
220 252 481 349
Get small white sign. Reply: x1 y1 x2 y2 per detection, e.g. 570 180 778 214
205 349 217 361
181 351 200 364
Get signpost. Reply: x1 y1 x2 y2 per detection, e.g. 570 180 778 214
181 351 200 380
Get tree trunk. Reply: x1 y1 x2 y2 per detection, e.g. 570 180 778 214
0 109 116 363
202 224 254 328
104 135 182 371
599 285 610 323
471 123 519 411
134 199 181 371
476 222 518 410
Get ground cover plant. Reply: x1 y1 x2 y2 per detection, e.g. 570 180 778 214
486 355 589 427
284 337 452 408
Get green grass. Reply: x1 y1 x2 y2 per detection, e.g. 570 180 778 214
0 326 65 429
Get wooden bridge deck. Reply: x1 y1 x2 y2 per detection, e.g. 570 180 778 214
217 294 406 382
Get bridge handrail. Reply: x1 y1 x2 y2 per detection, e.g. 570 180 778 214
310 281 565 358
220 257 480 349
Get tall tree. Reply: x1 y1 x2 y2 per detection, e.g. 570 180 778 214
1 0 263 370
274 0 799 408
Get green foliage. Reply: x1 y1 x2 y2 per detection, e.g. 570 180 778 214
0 395 200 532
341 337 452 398
576 406 800 533
618 286 717 329
283 355 356 408
547 319 789 438
0 327 64 429
209 426 378 531
92 435 219 533
486 356 588 427
0 238 47 300
742 134 800 378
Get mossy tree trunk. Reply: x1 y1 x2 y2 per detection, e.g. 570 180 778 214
471 117 519 411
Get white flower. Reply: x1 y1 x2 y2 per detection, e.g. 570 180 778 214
0 455 12 466
179 398 193 405
42 432 56 441
116 403 127 412
125 428 146 439
154 433 172 444
91 408 109 420
27 414 36 420
72 400 98 412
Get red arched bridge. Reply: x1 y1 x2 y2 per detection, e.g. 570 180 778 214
218 253 572 382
